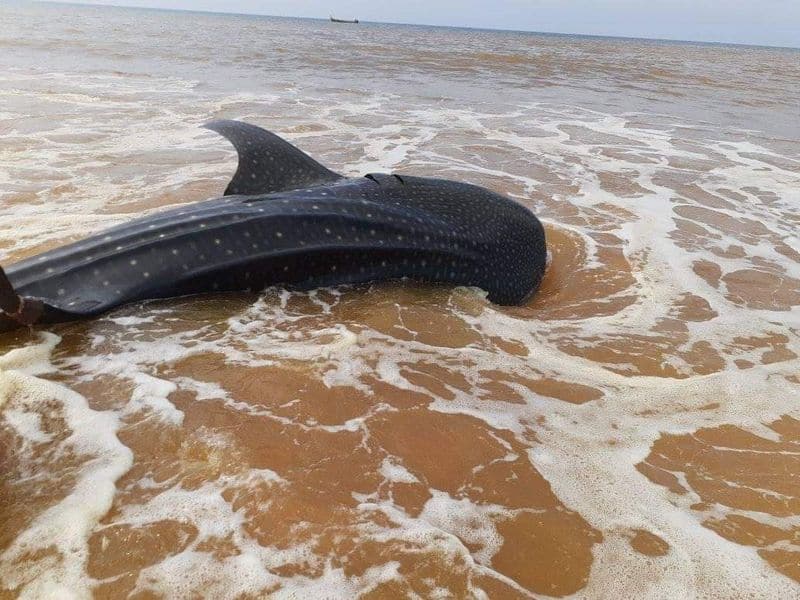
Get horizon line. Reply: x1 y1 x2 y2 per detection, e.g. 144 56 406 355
32 0 800 51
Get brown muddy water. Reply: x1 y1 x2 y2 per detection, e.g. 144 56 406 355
1 2 799 598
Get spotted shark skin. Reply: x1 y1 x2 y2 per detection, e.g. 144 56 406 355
0 120 546 330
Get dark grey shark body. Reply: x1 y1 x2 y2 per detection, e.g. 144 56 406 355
0 120 546 330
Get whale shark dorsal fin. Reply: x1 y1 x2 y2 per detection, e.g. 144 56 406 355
203 119 343 196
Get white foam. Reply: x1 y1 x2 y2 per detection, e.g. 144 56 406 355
0 335 133 599
379 457 419 484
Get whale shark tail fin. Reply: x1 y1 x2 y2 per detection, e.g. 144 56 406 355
203 119 343 197
0 265 44 328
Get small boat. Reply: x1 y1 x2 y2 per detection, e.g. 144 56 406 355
330 16 359 23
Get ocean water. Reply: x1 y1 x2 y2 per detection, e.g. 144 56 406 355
1 2 799 598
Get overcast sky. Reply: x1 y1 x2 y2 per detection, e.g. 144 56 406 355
43 1 800 48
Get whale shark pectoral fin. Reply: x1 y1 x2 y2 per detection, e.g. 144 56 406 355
203 119 343 196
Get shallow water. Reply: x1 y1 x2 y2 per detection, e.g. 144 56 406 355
1 2 799 598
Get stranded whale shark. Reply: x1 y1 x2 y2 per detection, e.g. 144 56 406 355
0 120 547 330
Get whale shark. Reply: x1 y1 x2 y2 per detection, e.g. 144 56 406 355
0 120 547 331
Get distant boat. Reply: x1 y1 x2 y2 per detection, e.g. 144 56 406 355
330 16 359 24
